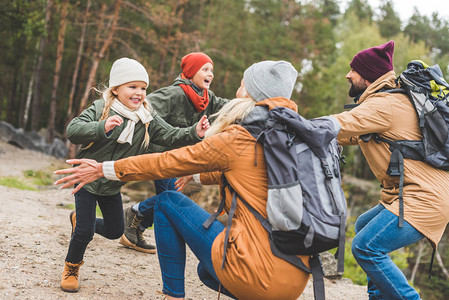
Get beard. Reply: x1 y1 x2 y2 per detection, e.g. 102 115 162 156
348 79 368 97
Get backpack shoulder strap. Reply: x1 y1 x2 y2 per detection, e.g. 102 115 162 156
212 175 327 300
344 88 407 110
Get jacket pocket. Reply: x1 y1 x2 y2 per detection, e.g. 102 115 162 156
227 224 242 245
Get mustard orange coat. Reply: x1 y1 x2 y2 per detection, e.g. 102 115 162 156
332 71 449 247
112 98 310 300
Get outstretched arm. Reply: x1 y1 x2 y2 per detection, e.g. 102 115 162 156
54 159 104 193
55 130 236 194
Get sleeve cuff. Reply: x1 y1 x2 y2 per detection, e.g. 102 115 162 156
193 173 201 184
328 116 341 132
103 161 120 181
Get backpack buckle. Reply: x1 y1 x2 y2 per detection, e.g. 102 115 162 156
286 133 295 149
321 161 333 179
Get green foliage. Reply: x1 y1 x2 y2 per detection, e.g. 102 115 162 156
417 272 449 300
343 222 415 287
23 169 53 186
377 0 401 38
59 203 103 217
342 219 368 285
344 0 373 22
0 168 54 190
0 177 36 191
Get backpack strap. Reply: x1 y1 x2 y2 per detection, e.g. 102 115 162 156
310 255 326 300
217 175 328 300
369 133 428 228
387 148 405 227
343 103 358 109
237 195 311 273
428 247 436 279
364 134 405 227
202 175 239 269
220 190 238 269
202 183 227 229
343 88 406 110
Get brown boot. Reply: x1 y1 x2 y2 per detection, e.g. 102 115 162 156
60 261 83 292
119 206 156 254
70 211 76 237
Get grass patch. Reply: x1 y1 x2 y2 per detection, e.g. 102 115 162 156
59 203 103 217
0 177 36 190
23 169 53 186
0 169 55 190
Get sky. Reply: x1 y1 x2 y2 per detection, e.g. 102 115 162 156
341 0 449 22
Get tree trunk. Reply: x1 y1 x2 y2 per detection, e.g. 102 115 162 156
435 250 449 280
410 240 424 284
30 0 53 131
77 0 122 114
64 0 91 140
47 0 69 142
68 0 121 158
23 72 35 129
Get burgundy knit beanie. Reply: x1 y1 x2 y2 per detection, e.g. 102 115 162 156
350 40 395 83
181 52 213 79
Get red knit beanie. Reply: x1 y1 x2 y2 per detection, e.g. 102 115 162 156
350 40 395 83
181 52 213 79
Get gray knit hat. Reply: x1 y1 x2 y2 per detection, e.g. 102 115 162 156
109 57 149 88
243 60 298 102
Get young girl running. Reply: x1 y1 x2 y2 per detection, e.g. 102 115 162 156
60 57 209 292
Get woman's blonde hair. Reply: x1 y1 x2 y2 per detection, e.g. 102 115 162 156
206 87 256 137
83 85 151 149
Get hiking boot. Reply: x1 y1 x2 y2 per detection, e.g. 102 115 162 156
60 261 83 292
70 211 76 237
119 206 156 254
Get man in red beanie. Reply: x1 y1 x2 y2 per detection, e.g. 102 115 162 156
327 40 449 299
118 52 229 254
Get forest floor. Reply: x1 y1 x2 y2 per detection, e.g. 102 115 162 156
0 141 367 299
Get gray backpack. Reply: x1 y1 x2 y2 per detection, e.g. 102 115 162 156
262 107 347 266
203 105 347 300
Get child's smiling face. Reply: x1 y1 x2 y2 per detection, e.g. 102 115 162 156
113 81 148 110
191 62 214 90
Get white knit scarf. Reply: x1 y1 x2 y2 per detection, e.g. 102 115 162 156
110 98 153 145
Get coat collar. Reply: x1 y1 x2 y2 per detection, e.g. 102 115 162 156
255 97 298 112
357 70 397 104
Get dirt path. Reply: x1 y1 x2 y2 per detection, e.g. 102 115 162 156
0 142 367 299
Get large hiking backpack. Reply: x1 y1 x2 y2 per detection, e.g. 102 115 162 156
393 60 449 168
203 106 347 300
367 61 449 227
262 107 347 263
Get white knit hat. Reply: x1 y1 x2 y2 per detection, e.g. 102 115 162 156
109 57 149 88
243 60 298 102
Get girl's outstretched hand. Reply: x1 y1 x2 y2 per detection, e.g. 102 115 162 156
174 175 193 191
195 115 210 138
53 159 104 194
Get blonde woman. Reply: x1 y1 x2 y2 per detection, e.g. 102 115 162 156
60 57 209 292
55 61 310 300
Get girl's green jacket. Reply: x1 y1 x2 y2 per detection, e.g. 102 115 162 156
67 99 202 196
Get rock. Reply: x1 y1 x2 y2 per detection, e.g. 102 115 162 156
8 130 41 152
320 251 343 279
0 121 68 159
25 131 47 152
0 121 15 142
49 138 68 159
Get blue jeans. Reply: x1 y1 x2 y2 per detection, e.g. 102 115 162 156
352 204 424 300
66 188 124 263
138 178 176 228
152 191 235 298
